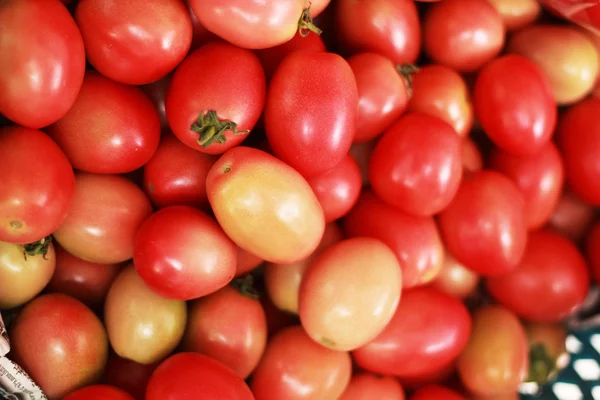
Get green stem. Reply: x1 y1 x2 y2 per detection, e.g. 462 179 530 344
190 110 249 148
231 274 260 300
22 236 53 260
298 7 322 37
527 343 556 385
395 64 419 97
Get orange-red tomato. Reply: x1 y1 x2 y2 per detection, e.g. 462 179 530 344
461 138 484 173
432 251 479 299
549 191 596 242
486 0 540 31
339 373 405 400
235 247 263 277
64 385 134 400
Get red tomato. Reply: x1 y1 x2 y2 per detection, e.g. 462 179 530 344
462 139 483 173
410 385 466 400
398 362 456 390
486 230 590 322
75 0 192 85
236 247 264 277
10 294 108 399
251 325 352 400
339 373 405 400
0 126 75 244
143 135 217 209
408 65 473 138
586 221 600 285
184 0 218 50
432 251 480 300
146 352 255 400
353 287 471 378
474 55 556 156
344 190 444 288
348 52 410 143
47 71 161 174
335 0 420 65
166 42 266 154
65 385 134 400
486 0 541 31
265 51 357 177
140 74 171 132
549 191 596 242
182 285 267 378
102 354 158 400
0 0 85 128
54 173 153 264
307 155 362 222
206 147 325 264
369 113 463 216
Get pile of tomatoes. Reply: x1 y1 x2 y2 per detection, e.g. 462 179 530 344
1 0 600 399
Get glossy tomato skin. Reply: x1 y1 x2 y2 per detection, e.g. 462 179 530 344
265 51 357 177
47 71 161 174
102 354 158 400
409 385 466 400
550 191 596 242
206 147 325 264
166 42 266 155
344 190 444 288
586 221 600 285
146 352 255 400
432 251 479 300
0 0 85 128
487 230 590 322
369 113 463 216
339 373 405 400
0 126 75 244
64 385 134 400
335 0 420 65
474 55 556 156
486 0 540 31
251 326 352 400
10 294 109 399
75 0 192 85
353 287 471 378
438 171 527 276
54 173 153 264
133 206 236 300
348 53 410 143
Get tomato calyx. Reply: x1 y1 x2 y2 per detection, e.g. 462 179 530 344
231 274 260 300
527 342 561 385
298 7 322 37
320 336 336 348
22 235 53 260
190 110 249 148
395 64 419 96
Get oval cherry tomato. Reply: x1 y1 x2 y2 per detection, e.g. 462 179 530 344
206 147 325 264
166 42 266 154
251 325 352 400
423 0 505 73
462 138 483 173
348 52 410 143
549 191 596 242
75 0 192 85
343 190 444 288
486 0 541 31
457 306 528 397
432 251 479 300
486 230 590 322
0 0 85 128
408 65 473 138
102 354 158 400
265 51 357 177
474 55 556 156
10 294 108 399
586 221 600 285
147 352 255 400
438 170 527 276
64 385 134 400
339 373 405 400
0 126 75 244
369 113 462 216
353 287 471 378
335 0 420 65
410 385 466 400
104 266 187 365
47 71 161 174
54 173 153 264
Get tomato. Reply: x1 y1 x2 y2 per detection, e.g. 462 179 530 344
75 0 192 85
339 373 405 400
486 230 590 322
54 173 152 264
184 0 218 50
549 191 596 242
486 0 541 30
398 361 456 390
299 237 402 351
409 385 466 400
206 147 325 264
432 251 479 300
438 171 527 276
166 42 266 154
586 221 600 285
369 113 462 216
236 247 264 277
0 126 75 244
251 325 352 400
182 284 267 379
557 97 600 205
140 74 171 132
10 294 108 399
408 65 473 138
264 223 343 314
349 139 377 186
525 322 568 385
265 51 357 177
0 0 85 128
102 354 158 400
47 244 122 310
489 142 564 230
104 266 187 365
348 52 410 143
335 0 420 65
47 71 161 174
0 240 55 309
343 190 444 288
353 287 471 378
64 385 134 400
423 0 505 73
457 306 528 397
473 55 556 156
462 139 483 173
147 352 254 400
